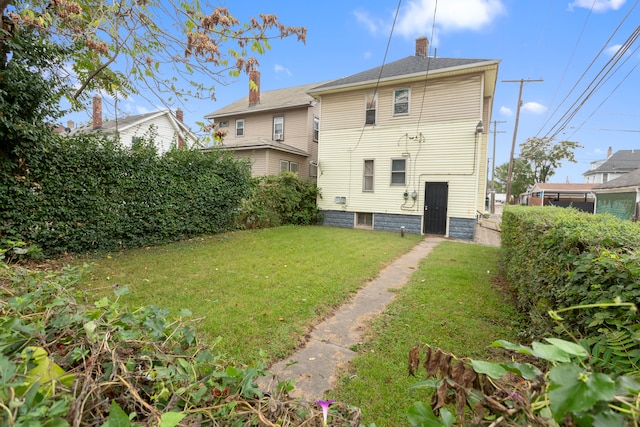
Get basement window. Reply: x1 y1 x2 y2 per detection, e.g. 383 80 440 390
356 212 373 229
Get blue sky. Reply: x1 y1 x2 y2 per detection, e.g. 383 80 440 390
64 0 640 183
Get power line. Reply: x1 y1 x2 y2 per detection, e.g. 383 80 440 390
503 78 544 204
488 120 506 214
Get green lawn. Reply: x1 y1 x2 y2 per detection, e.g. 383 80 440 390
79 227 522 426
80 225 422 362
328 241 524 426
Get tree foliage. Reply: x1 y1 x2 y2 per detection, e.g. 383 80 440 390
495 159 533 197
2 0 306 109
519 137 582 183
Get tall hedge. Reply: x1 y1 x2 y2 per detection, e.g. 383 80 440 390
501 205 640 338
1 134 252 255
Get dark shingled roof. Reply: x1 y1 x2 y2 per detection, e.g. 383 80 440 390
310 55 498 91
594 167 640 189
205 81 330 119
584 149 640 175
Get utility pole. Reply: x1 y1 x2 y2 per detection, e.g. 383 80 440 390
489 120 506 213
503 78 543 204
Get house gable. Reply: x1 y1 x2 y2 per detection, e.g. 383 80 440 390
312 37 499 240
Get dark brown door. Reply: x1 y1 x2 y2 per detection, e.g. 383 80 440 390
423 182 448 235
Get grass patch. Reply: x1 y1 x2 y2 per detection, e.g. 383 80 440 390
328 241 524 426
79 225 421 363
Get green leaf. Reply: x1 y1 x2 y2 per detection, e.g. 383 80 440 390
407 402 452 426
102 401 131 427
502 361 541 380
469 360 507 379
159 412 186 427
531 342 571 363
544 338 589 358
548 364 616 421
491 340 534 355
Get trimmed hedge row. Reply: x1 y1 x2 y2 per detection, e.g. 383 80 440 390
501 206 640 338
1 134 252 255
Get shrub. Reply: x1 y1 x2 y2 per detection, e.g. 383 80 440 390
237 172 322 229
500 205 640 341
0 134 252 256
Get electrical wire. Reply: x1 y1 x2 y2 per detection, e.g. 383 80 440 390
350 0 402 154
415 0 438 135
538 0 596 131
544 25 640 140
537 0 638 136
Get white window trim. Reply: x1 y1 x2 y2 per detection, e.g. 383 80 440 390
390 158 407 186
363 159 374 192
393 88 410 116
365 92 377 125
273 116 284 141
313 115 319 142
235 119 245 137
355 212 373 229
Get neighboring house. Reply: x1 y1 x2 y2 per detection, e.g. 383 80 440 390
522 183 596 212
202 72 326 180
69 96 199 155
593 167 640 221
584 147 640 184
307 36 498 240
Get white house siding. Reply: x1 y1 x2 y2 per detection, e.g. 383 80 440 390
316 73 488 239
119 114 188 155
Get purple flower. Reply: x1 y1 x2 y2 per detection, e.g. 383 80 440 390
316 399 334 426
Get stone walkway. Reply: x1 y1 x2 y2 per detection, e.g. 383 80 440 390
258 209 502 401
258 236 443 401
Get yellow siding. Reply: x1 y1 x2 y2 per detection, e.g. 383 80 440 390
317 72 492 232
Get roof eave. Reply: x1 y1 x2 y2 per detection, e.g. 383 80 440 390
308 60 500 96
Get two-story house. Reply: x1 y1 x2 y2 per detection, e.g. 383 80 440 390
307 37 498 240
203 71 327 180
70 96 199 155
583 147 640 184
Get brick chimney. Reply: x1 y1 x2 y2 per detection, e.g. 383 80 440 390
67 120 74 130
92 96 102 129
249 70 260 106
607 146 612 158
415 36 429 58
176 108 185 150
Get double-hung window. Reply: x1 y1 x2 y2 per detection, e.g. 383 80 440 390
236 119 244 137
365 93 377 125
363 159 374 192
273 116 284 140
391 158 406 185
393 89 409 115
313 115 319 141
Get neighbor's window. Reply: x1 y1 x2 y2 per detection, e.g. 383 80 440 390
365 93 377 125
393 89 409 115
280 160 298 174
391 158 406 185
356 212 373 229
363 159 374 192
218 121 229 128
273 116 284 140
313 115 319 141
236 119 244 137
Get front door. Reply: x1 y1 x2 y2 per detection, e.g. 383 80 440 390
423 182 448 235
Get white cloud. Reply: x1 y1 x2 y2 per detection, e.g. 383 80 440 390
500 106 513 116
521 102 548 114
605 44 622 56
396 0 506 39
354 9 384 34
568 0 626 12
274 64 292 77
135 105 151 115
